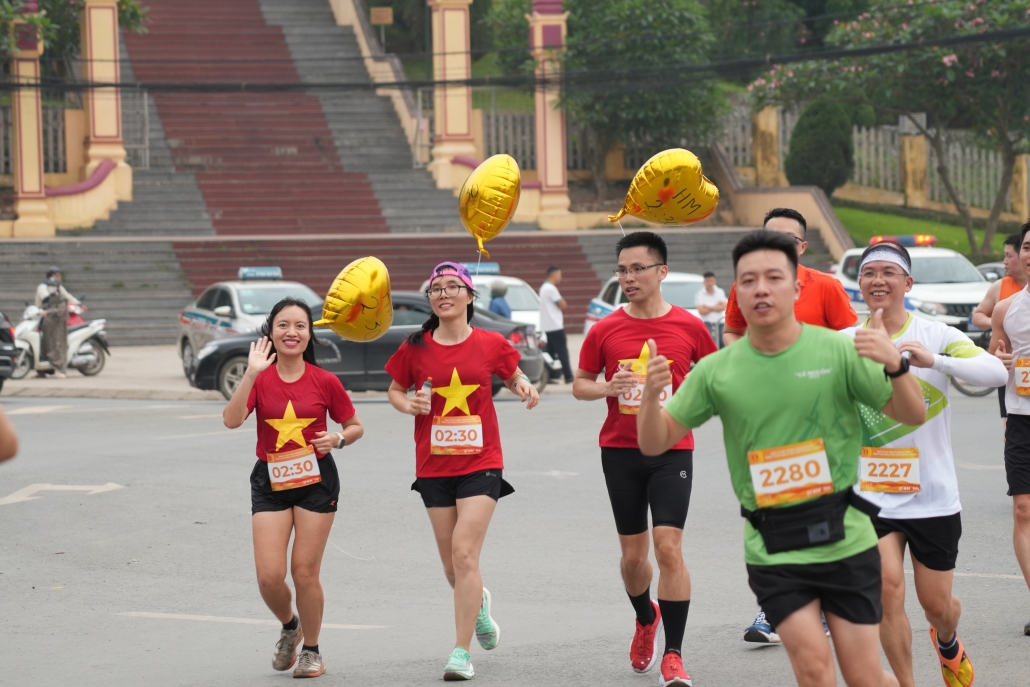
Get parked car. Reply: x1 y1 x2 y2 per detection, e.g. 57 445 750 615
0 309 16 394
583 271 715 334
188 291 546 400
976 261 1004 282
177 267 323 375
832 235 989 331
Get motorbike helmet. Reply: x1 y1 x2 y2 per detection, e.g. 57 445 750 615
45 266 61 278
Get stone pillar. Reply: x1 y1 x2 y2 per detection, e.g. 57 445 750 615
427 0 477 191
81 0 131 200
752 106 780 188
9 3 54 238
1012 154 1029 221
900 135 928 208
528 1 574 230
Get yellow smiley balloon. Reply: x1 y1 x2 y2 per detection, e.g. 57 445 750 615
313 256 393 342
458 154 521 259
608 149 719 226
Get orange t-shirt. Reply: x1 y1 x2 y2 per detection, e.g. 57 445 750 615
725 263 858 331
1000 276 1024 301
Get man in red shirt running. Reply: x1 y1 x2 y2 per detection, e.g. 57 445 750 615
723 208 857 347
574 231 717 686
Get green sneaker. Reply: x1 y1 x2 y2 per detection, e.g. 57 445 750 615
443 647 474 681
475 588 500 650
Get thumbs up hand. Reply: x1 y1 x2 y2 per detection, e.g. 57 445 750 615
854 309 904 371
643 339 673 399
996 339 1014 371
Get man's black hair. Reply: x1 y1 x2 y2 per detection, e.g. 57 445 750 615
615 231 668 264
1019 220 1030 247
1004 233 1022 250
859 241 912 272
546 265 561 277
763 208 808 237
703 271 716 279
732 230 799 275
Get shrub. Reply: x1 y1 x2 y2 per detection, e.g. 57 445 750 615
784 99 853 196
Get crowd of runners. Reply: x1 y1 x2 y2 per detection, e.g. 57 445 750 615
218 208 1030 686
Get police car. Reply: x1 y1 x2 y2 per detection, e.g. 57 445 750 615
832 235 989 331
583 271 713 334
176 267 323 376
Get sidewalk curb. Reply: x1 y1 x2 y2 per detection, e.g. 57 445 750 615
1 387 224 401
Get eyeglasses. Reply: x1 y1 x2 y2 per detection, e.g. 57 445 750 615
614 264 664 278
860 270 907 280
425 284 469 299
789 236 805 245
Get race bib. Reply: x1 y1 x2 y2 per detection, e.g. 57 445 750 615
618 376 673 415
748 438 834 508
431 415 484 455
266 445 321 492
860 447 920 493
1016 359 1030 396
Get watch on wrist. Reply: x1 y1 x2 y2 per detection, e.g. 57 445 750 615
335 432 346 449
885 356 910 378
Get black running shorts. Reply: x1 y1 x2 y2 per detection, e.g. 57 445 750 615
601 448 693 536
872 512 962 571
412 469 514 508
747 546 882 628
250 455 340 514
1005 413 1030 496
998 386 1008 418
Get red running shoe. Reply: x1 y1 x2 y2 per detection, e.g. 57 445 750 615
630 600 663 673
659 651 692 687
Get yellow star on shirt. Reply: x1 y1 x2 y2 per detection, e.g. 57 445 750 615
433 368 480 416
265 400 317 450
618 343 672 375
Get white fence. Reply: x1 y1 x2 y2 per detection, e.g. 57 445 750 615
852 125 901 193
121 89 150 170
929 134 1012 213
484 111 535 171
0 105 66 175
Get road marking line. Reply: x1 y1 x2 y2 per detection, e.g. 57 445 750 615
958 462 1004 471
116 612 384 630
178 414 224 419
0 483 124 506
5 405 67 415
905 569 1023 580
159 430 236 440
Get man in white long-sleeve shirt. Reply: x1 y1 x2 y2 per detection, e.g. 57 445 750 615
842 241 1006 687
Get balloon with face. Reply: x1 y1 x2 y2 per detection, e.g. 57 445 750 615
608 149 719 226
313 256 393 342
458 154 521 258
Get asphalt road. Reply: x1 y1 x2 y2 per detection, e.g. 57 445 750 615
1 391 1027 686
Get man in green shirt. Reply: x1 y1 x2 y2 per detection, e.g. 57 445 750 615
637 231 926 687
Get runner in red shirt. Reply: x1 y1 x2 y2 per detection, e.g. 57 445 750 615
573 232 717 687
386 261 540 681
722 208 857 347
223 297 365 679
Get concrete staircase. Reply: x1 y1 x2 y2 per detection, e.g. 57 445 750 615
257 0 463 233
0 241 194 347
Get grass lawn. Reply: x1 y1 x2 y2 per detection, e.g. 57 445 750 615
400 54 534 112
834 206 1006 260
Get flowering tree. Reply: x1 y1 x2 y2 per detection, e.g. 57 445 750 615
751 0 1030 257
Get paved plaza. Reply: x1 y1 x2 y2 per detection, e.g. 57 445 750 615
1 392 1026 686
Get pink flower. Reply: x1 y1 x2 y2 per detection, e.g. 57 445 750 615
970 17 985 26
942 54 958 67
787 70 794 78
992 70 1001 78
965 70 975 78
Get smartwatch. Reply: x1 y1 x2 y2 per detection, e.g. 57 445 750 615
885 356 910 378
335 432 346 449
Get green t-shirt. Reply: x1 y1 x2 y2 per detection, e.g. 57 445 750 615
665 325 893 566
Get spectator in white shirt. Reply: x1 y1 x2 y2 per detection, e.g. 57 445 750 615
694 271 727 348
539 266 573 383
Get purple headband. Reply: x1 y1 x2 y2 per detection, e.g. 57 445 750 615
429 261 475 291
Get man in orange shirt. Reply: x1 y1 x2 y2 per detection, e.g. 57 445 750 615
722 208 858 347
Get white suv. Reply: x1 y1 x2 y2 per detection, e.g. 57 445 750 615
832 237 989 331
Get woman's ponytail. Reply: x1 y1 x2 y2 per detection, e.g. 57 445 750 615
407 313 441 347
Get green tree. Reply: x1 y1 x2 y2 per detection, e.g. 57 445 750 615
784 99 853 195
704 0 806 76
752 0 1030 257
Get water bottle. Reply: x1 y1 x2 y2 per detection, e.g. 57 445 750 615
420 377 433 413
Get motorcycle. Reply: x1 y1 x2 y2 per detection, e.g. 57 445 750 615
11 301 110 379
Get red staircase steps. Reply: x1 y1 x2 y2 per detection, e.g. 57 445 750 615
172 233 600 330
123 0 389 236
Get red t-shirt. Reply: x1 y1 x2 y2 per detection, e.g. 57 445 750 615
725 264 857 330
578 306 717 450
246 363 356 461
385 328 521 478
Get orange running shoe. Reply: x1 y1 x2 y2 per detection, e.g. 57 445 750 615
930 626 974 687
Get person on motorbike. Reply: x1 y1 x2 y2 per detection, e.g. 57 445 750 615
34 267 79 379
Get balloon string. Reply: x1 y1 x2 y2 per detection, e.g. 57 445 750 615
475 250 482 276
617 219 626 237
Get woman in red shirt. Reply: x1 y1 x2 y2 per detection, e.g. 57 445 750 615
223 297 364 679
386 262 539 681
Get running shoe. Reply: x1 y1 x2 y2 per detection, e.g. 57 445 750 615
658 651 692 686
930 627 974 687
630 600 663 673
272 623 304 671
292 649 326 678
743 610 780 644
443 647 475 681
475 588 500 650
1024 618 1030 636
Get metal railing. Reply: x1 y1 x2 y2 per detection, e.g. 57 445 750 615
121 89 151 170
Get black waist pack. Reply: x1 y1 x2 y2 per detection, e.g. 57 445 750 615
741 490 880 555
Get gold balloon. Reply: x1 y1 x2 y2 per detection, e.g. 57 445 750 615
313 256 393 342
609 149 719 226
458 154 521 258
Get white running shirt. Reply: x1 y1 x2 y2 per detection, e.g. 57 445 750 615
1004 287 1030 416
842 315 1007 519
539 281 564 332
694 286 727 324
